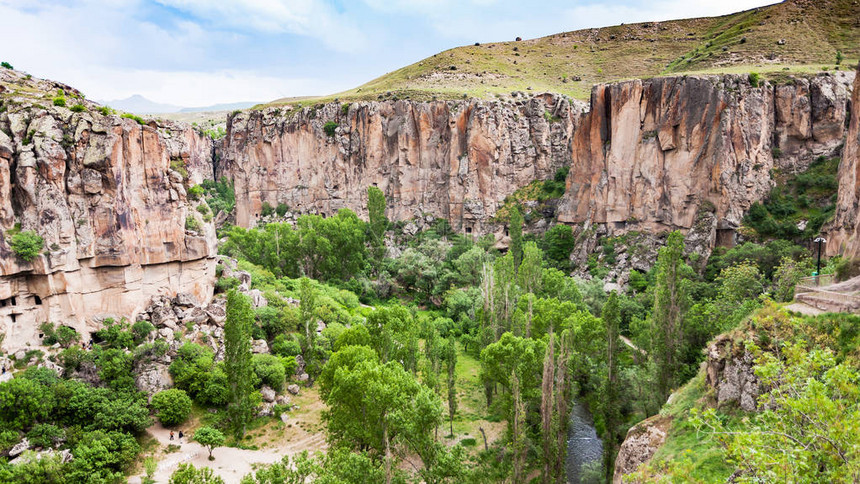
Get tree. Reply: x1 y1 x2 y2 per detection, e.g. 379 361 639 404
773 256 813 302
444 336 458 437
9 230 43 262
224 290 256 438
509 206 523 272
651 231 691 401
151 389 192 427
511 370 527 484
540 333 556 483
322 359 441 484
193 426 225 460
717 261 764 306
601 291 622 482
543 224 575 268
367 186 388 265
169 463 225 483
517 241 543 295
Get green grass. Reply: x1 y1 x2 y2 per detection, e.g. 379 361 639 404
647 371 736 482
261 0 859 107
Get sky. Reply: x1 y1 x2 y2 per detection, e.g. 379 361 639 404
0 0 777 106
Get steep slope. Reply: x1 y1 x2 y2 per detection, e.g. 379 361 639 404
826 64 860 256
0 68 217 351
267 0 860 104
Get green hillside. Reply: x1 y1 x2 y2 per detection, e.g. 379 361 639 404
267 0 859 106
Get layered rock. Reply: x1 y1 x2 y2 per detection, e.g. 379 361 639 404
218 94 587 234
826 64 860 256
0 69 217 351
557 72 854 245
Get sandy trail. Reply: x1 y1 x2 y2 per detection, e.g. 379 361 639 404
129 419 326 484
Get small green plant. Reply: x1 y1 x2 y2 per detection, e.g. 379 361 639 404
835 51 844 65
121 113 146 125
771 147 783 159
187 184 204 201
98 106 114 116
323 121 338 137
52 97 66 107
70 104 86 113
8 230 44 261
276 203 289 216
22 130 35 145
170 158 188 179
261 202 274 217
341 103 350 115
185 215 202 232
0 62 12 69
749 72 761 87
204 126 226 139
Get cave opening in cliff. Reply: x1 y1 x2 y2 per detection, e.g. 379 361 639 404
9 297 15 306
9 314 15 324
33 295 42 305
465 226 472 234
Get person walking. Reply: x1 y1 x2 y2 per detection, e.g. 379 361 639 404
178 430 184 442
169 431 174 441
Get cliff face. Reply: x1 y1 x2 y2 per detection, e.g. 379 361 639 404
219 94 586 233
558 73 854 241
222 73 853 257
0 69 217 351
826 65 860 257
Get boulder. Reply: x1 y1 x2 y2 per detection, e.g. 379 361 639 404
287 384 300 395
613 415 671 482
251 339 269 354
258 402 275 417
260 385 276 403
8 438 31 458
135 363 173 396
247 289 268 308
173 292 197 308
276 394 291 406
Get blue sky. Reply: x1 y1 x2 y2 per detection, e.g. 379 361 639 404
0 0 776 106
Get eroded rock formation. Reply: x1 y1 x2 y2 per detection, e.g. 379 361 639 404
0 69 217 351
219 94 587 234
558 72 854 243
826 64 860 256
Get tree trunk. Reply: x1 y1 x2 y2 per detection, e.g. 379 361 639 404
384 422 392 484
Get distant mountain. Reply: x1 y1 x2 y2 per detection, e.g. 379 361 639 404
179 101 259 113
99 94 183 114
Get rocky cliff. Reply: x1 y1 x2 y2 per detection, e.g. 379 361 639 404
0 69 217 351
218 93 586 234
558 72 854 243
826 64 860 256
221 73 853 258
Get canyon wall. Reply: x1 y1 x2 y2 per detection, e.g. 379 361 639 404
558 72 853 241
219 94 586 234
0 69 217 351
826 64 860 256
221 73 853 255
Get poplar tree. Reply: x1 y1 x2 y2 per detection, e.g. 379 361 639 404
509 206 524 272
367 186 388 266
651 231 690 402
224 290 255 438
602 291 622 482
444 336 458 437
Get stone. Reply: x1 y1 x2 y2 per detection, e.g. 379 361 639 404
612 415 671 482
173 292 197 307
260 385 276 403
287 384 300 395
135 363 173 396
251 339 269 354
297 373 309 382
276 394 291 406
8 438 31 458
247 289 268 308
706 335 760 412
158 327 175 341
258 402 275 417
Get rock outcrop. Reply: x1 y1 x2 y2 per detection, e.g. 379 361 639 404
0 69 217 351
612 414 672 483
826 64 860 257
558 72 854 245
218 94 587 234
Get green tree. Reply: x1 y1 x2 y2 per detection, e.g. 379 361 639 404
9 230 44 261
151 389 192 427
517 241 543 295
367 186 388 265
651 231 691 402
601 291 622 482
170 463 225 483
772 256 813 302
543 224 575 268
224 290 256 438
444 336 458 437
717 261 764 306
193 426 226 460
509 206 524 272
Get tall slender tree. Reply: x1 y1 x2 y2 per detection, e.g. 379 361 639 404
540 332 556 483
224 290 255 438
511 369 527 484
367 186 388 266
509 206 524 273
602 291 622 481
444 336 458 437
651 231 690 402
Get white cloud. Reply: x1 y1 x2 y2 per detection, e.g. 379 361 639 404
561 0 776 31
154 0 368 53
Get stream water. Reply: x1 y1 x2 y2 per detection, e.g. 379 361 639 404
565 401 604 483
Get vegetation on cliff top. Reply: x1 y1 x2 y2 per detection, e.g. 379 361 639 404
264 0 859 106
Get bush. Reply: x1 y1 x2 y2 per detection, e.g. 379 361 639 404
261 202 274 217
26 423 63 448
70 104 86 113
749 72 761 87
185 216 202 232
151 389 192 426
276 203 289 216
98 106 114 116
271 334 302 357
132 320 155 343
323 121 338 137
187 185 204 201
9 230 43 261
121 113 146 125
252 354 286 391
0 62 12 69
835 258 860 282
52 97 66 107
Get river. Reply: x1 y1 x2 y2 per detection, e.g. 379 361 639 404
566 401 604 483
